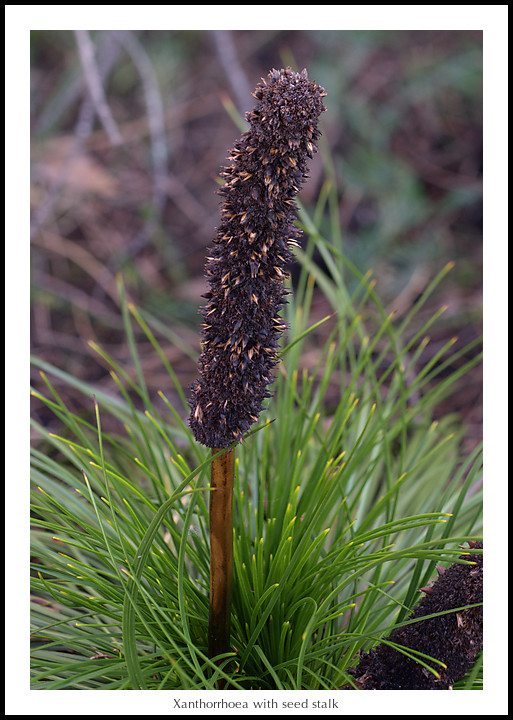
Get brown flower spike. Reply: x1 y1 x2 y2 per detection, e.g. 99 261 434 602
189 68 326 448
346 542 483 690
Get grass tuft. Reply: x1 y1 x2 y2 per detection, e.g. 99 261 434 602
31 225 482 689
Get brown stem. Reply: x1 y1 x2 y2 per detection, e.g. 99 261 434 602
208 448 235 675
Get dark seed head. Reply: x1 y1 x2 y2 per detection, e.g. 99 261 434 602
188 68 326 448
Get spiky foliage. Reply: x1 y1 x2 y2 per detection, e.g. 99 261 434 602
347 543 483 690
189 67 326 448
30 265 483 690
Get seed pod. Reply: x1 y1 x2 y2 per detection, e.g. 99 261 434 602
189 67 326 448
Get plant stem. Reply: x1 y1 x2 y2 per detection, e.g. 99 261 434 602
208 448 235 669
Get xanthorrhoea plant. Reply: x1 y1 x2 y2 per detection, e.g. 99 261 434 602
188 68 326 665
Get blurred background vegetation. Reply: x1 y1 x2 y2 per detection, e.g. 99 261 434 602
30 29 482 454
